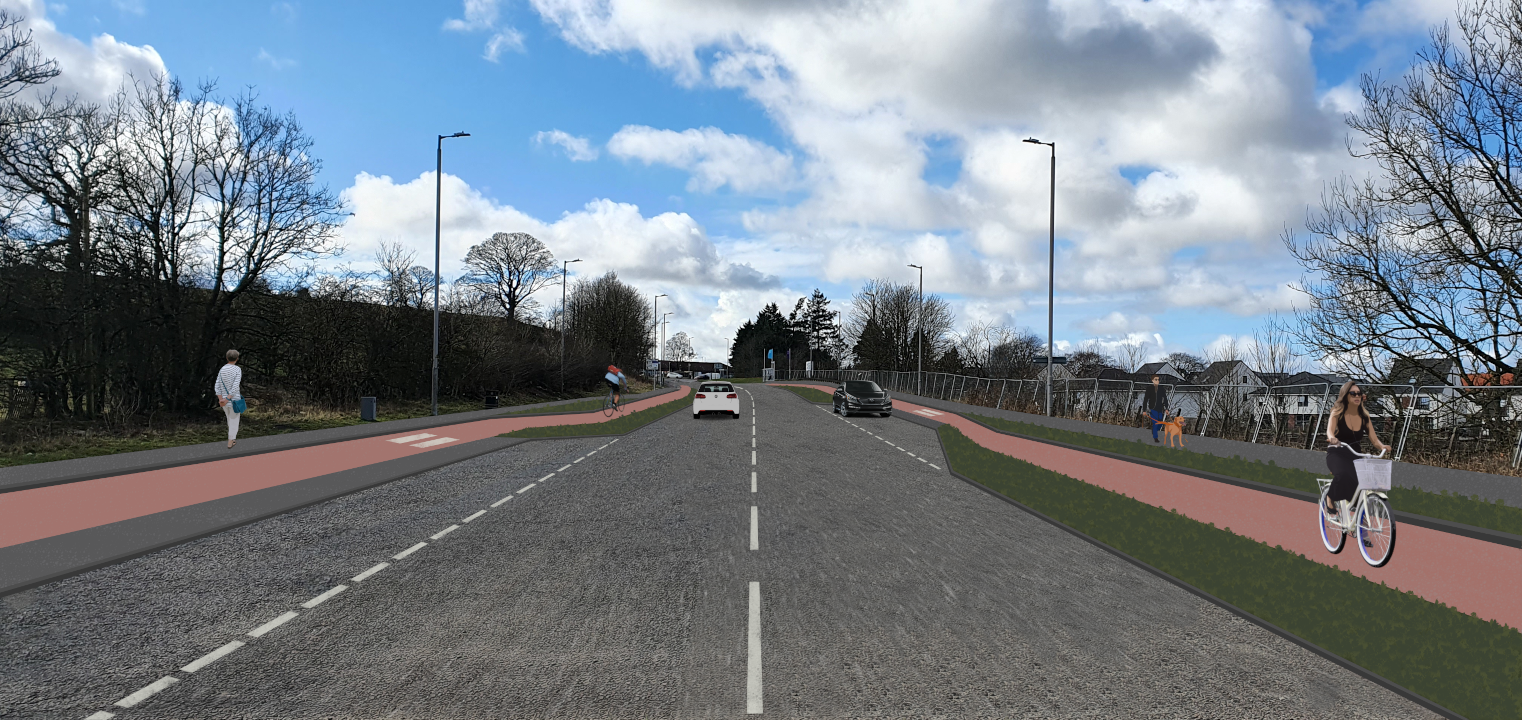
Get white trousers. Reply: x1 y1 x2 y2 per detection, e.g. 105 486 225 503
223 401 241 441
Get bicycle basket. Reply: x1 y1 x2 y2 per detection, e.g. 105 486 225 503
1354 457 1392 491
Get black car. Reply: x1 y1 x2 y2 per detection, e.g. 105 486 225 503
833 380 893 417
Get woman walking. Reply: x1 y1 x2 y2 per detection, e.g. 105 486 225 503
215 349 244 449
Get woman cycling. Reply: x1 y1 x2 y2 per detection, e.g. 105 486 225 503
604 365 627 407
1323 380 1389 518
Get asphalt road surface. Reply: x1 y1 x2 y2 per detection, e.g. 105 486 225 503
2 384 1441 718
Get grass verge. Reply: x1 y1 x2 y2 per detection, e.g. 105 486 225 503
778 385 833 403
499 390 692 438
968 412 1522 539
940 424 1522 719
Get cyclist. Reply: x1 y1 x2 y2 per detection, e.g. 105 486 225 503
1323 380 1389 521
604 365 627 408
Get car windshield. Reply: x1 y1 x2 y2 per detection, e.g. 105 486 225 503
844 381 883 395
700 384 732 393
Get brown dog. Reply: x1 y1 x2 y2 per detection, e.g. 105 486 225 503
1154 413 1187 448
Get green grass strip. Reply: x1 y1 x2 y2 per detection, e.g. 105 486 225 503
778 385 833 403
729 377 764 383
968 412 1522 538
503 397 608 415
499 392 691 438
939 424 1522 719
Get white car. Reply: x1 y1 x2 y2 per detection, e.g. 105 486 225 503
666 371 681 378
693 381 741 419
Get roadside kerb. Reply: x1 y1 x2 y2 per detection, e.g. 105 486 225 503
0 386 683 495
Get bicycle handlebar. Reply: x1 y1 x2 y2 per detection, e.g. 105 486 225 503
1327 442 1388 459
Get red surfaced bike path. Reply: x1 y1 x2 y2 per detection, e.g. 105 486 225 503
779 382 1522 632
0 387 689 550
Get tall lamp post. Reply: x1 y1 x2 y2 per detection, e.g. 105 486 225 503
560 258 582 391
1023 137 1056 416
661 311 673 376
433 131 470 416
652 293 666 382
908 264 923 395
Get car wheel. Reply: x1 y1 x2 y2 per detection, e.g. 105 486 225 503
880 412 891 417
733 411 740 419
692 413 699 420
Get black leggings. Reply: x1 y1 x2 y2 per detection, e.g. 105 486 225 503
1325 446 1360 503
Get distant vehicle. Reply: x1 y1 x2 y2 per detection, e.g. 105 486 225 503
666 371 681 378
693 372 708 380
834 380 893 417
694 381 741 419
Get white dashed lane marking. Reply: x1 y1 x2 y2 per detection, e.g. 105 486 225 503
430 525 460 541
462 510 487 523
491 495 513 507
352 562 389 582
558 464 572 471
393 542 427 560
114 676 178 709
517 483 537 493
247 611 298 638
180 640 245 673
301 585 348 609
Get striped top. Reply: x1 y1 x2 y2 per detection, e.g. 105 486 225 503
215 364 242 401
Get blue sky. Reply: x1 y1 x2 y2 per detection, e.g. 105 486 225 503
18 0 1456 369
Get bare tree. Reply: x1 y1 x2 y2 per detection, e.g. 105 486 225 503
665 331 696 362
1068 341 1118 378
845 278 953 369
462 231 557 322
1201 336 1244 365
1117 336 1150 373
1284 0 1521 384
374 241 421 307
1249 312 1304 378
0 10 60 106
1166 351 1207 378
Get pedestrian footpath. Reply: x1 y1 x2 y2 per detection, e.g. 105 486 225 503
0 386 690 596
775 382 1522 632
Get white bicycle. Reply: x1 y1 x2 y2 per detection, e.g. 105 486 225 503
1317 443 1396 568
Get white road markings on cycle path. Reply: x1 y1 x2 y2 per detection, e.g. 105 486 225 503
412 437 458 448
388 433 435 444
393 542 427 559
180 640 245 673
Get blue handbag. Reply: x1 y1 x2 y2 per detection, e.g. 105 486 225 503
219 377 246 414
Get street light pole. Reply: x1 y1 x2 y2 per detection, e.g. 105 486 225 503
1024 137 1056 416
908 264 923 395
433 131 469 417
652 293 666 382
560 258 581 392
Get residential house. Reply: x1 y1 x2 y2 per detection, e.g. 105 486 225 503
1246 371 1354 434
1165 361 1266 422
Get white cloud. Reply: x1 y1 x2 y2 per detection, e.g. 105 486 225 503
271 2 296 23
1078 311 1157 337
534 129 598 161
1 0 168 104
607 125 795 193
110 0 142 15
443 0 499 31
484 28 525 60
256 48 296 70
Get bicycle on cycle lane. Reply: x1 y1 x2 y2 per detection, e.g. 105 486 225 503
1317 381 1396 568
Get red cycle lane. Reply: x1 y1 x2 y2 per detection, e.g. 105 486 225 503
779 382 1522 631
0 387 689 550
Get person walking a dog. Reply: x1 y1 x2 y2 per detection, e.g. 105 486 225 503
215 349 244 449
1143 374 1169 443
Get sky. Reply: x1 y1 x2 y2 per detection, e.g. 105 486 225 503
3 0 1467 370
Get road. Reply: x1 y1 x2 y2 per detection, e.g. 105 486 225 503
1 383 1440 718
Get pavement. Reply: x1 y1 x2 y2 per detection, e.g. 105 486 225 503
1 383 1442 719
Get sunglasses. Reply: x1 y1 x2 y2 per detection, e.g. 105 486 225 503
1347 391 1363 397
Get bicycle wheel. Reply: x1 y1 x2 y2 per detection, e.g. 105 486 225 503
1318 485 1345 554
1357 494 1396 567
602 391 616 417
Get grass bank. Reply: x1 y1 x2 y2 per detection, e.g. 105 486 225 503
500 390 692 439
778 385 833 403
940 424 1522 719
968 413 1522 539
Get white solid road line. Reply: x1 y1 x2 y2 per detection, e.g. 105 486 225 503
393 542 427 559
301 585 348 609
181 640 245 673
517 483 537 493
751 471 757 493
462 510 487 523
748 582 763 714
411 437 458 448
115 676 179 708
430 525 460 540
352 562 389 582
538 473 555 482
750 506 759 550
558 464 572 471
388 433 436 444
491 495 514 507
247 611 299 638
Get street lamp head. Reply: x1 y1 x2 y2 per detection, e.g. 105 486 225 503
908 264 921 269
657 293 667 298
568 258 582 264
1023 137 1042 144
452 132 470 138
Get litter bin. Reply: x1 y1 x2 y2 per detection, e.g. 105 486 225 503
360 396 377 422
483 391 499 409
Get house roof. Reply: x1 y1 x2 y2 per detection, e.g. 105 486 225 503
1136 361 1177 377
1464 371 1517 386
1187 360 1259 386
1247 371 1351 393
1386 358 1458 385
